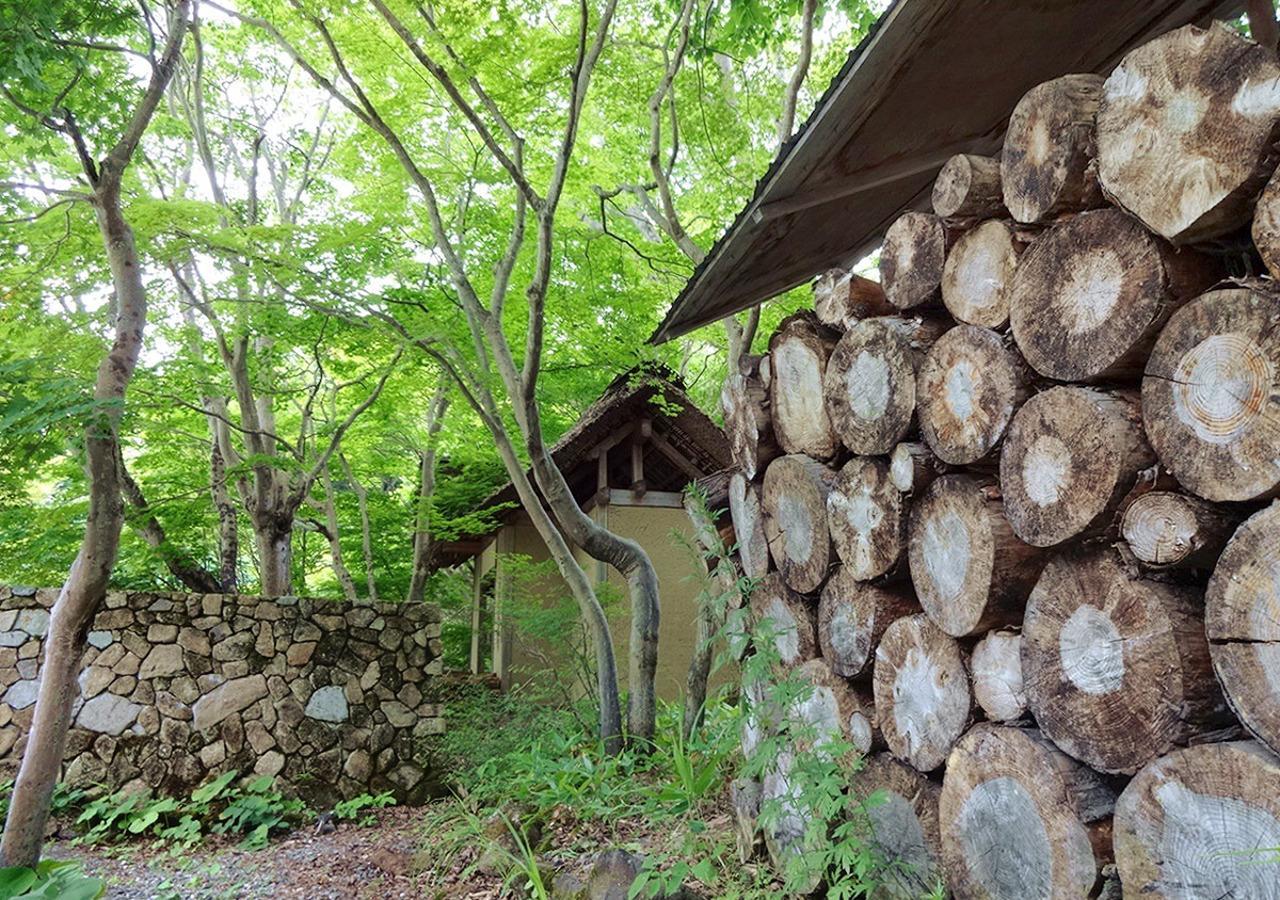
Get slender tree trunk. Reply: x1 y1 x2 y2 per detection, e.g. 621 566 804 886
118 449 220 592
210 440 238 591
1 6 190 864
319 468 358 601
407 384 448 604
339 454 377 602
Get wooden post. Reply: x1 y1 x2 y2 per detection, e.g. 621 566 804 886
468 554 485 674
492 527 515 689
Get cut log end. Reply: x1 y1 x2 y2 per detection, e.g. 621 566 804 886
748 572 818 669
769 312 838 459
729 472 771 580
1114 742 1280 898
1098 22 1280 243
826 457 903 580
818 567 918 679
1142 286 1280 503
941 220 1024 328
872 613 971 771
881 212 949 310
1023 549 1228 775
790 658 880 757
932 154 1005 221
940 725 1116 900
1120 490 1239 569
814 269 894 330
907 474 1041 637
1000 386 1154 547
917 324 1030 465
848 754 944 899
762 454 836 594
1001 73 1105 223
889 441 948 495
1207 503 1280 758
971 629 1027 722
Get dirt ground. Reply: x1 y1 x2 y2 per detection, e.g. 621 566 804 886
48 805 507 900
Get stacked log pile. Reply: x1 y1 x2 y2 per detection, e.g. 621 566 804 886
725 21 1280 898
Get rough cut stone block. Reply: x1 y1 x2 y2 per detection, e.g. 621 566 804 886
192 674 268 731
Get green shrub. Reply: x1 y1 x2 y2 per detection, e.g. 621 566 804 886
333 791 396 826
0 860 104 900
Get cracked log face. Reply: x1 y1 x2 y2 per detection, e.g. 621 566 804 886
1114 741 1280 899
1000 386 1154 548
971 629 1026 723
762 454 836 594
1207 503 1280 759
817 566 917 679
1142 286 1280 503
881 212 949 310
872 613 971 772
940 724 1116 900
788 658 880 758
1000 73 1105 224
1120 490 1239 570
826 457 903 580
932 153 1004 222
941 221 1025 329
917 325 1030 465
1007 208 1214 383
748 572 817 670
768 312 837 460
1098 22 1280 244
907 474 1043 638
848 753 944 900
1022 549 1228 776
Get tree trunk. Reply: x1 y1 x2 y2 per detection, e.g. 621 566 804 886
880 211 952 309
210 441 238 591
339 454 377 602
940 219 1028 328
1142 285 1280 503
761 454 837 594
1001 73 1105 223
971 629 1026 722
1114 741 1280 898
748 572 817 670
847 753 944 900
1022 548 1230 775
826 456 904 581
1 4 190 868
888 441 950 496
907 474 1045 638
940 724 1117 899
812 268 894 330
872 613 972 772
916 324 1032 466
1097 22 1280 244
408 383 449 604
1000 387 1155 547
720 354 778 481
931 153 1004 221
318 468 358 601
788 657 880 758
1206 502 1280 758
256 518 294 597
1008 208 1218 383
818 566 917 679
767 311 838 459
728 471 770 579
1120 490 1240 570
823 315 946 455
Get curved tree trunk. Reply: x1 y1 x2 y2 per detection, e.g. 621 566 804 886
1 2 191 867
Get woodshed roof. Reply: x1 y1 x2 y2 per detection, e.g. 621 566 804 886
651 0 1246 343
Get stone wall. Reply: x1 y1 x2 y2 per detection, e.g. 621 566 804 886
0 586 443 804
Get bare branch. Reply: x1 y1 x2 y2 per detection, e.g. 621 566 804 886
777 0 817 148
